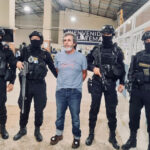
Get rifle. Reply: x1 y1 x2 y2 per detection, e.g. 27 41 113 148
125 55 135 94
97 46 109 91
20 61 28 114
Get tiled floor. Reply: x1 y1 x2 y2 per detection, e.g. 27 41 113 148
0 71 148 150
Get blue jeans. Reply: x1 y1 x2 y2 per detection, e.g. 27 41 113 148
55 88 82 139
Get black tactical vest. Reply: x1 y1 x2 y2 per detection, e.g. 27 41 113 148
136 51 150 83
0 46 7 76
93 45 119 78
24 47 48 80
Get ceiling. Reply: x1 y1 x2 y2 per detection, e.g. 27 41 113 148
15 0 148 20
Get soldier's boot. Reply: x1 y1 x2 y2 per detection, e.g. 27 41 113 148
121 131 137 150
0 124 1 134
13 127 27 141
148 144 150 150
148 134 150 150
34 127 43 142
1 125 9 139
109 131 120 150
85 129 94 146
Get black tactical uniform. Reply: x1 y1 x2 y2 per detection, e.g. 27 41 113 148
122 31 150 150
0 28 16 139
13 31 57 142
85 25 125 149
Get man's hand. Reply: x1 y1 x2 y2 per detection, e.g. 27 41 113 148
93 67 102 77
7 84 14 92
17 61 24 70
118 84 124 93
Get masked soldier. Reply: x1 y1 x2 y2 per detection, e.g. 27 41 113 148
85 25 125 149
122 31 150 150
0 28 16 139
13 31 57 142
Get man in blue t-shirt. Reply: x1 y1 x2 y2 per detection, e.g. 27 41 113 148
50 32 87 149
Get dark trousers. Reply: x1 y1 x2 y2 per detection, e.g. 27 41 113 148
129 88 150 133
0 77 7 125
89 78 118 132
18 79 47 128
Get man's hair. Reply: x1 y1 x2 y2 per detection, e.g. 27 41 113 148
63 32 77 44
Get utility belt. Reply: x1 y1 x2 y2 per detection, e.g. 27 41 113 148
26 73 47 80
138 84 150 91
87 75 116 93
26 78 45 83
134 71 150 84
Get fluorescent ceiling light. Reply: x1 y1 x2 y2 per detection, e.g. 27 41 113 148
71 16 76 22
24 6 31 12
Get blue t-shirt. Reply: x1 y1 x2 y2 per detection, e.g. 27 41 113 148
54 51 87 92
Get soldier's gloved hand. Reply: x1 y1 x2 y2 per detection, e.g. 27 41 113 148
93 67 102 77
117 84 124 93
7 83 14 92
17 61 24 70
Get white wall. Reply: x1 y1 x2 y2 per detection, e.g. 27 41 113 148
15 14 43 48
58 9 117 44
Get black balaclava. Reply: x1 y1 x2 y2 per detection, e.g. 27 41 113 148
102 35 113 48
145 42 150 53
31 40 41 49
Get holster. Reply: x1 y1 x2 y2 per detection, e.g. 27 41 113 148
87 78 93 93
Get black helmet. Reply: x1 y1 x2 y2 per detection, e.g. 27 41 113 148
29 31 43 44
142 31 150 41
0 28 5 37
101 25 115 36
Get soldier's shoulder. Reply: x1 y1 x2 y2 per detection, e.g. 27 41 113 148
136 50 145 56
3 44 14 55
114 43 122 51
41 48 49 54
91 45 100 53
22 45 30 52
41 48 47 52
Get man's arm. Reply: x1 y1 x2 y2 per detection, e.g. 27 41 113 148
117 47 126 85
82 70 87 81
16 48 25 70
45 51 57 78
6 49 17 85
86 48 96 72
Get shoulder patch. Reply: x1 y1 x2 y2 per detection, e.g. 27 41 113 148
3 44 9 50
15 50 21 58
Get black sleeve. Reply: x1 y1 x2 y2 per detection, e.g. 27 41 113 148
87 47 97 71
45 51 57 78
117 47 126 85
6 49 17 84
127 55 138 79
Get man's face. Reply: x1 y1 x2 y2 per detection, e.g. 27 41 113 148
63 35 75 49
145 39 150 43
31 36 40 41
102 33 112 36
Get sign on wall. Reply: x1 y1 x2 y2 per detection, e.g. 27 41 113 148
63 29 101 45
